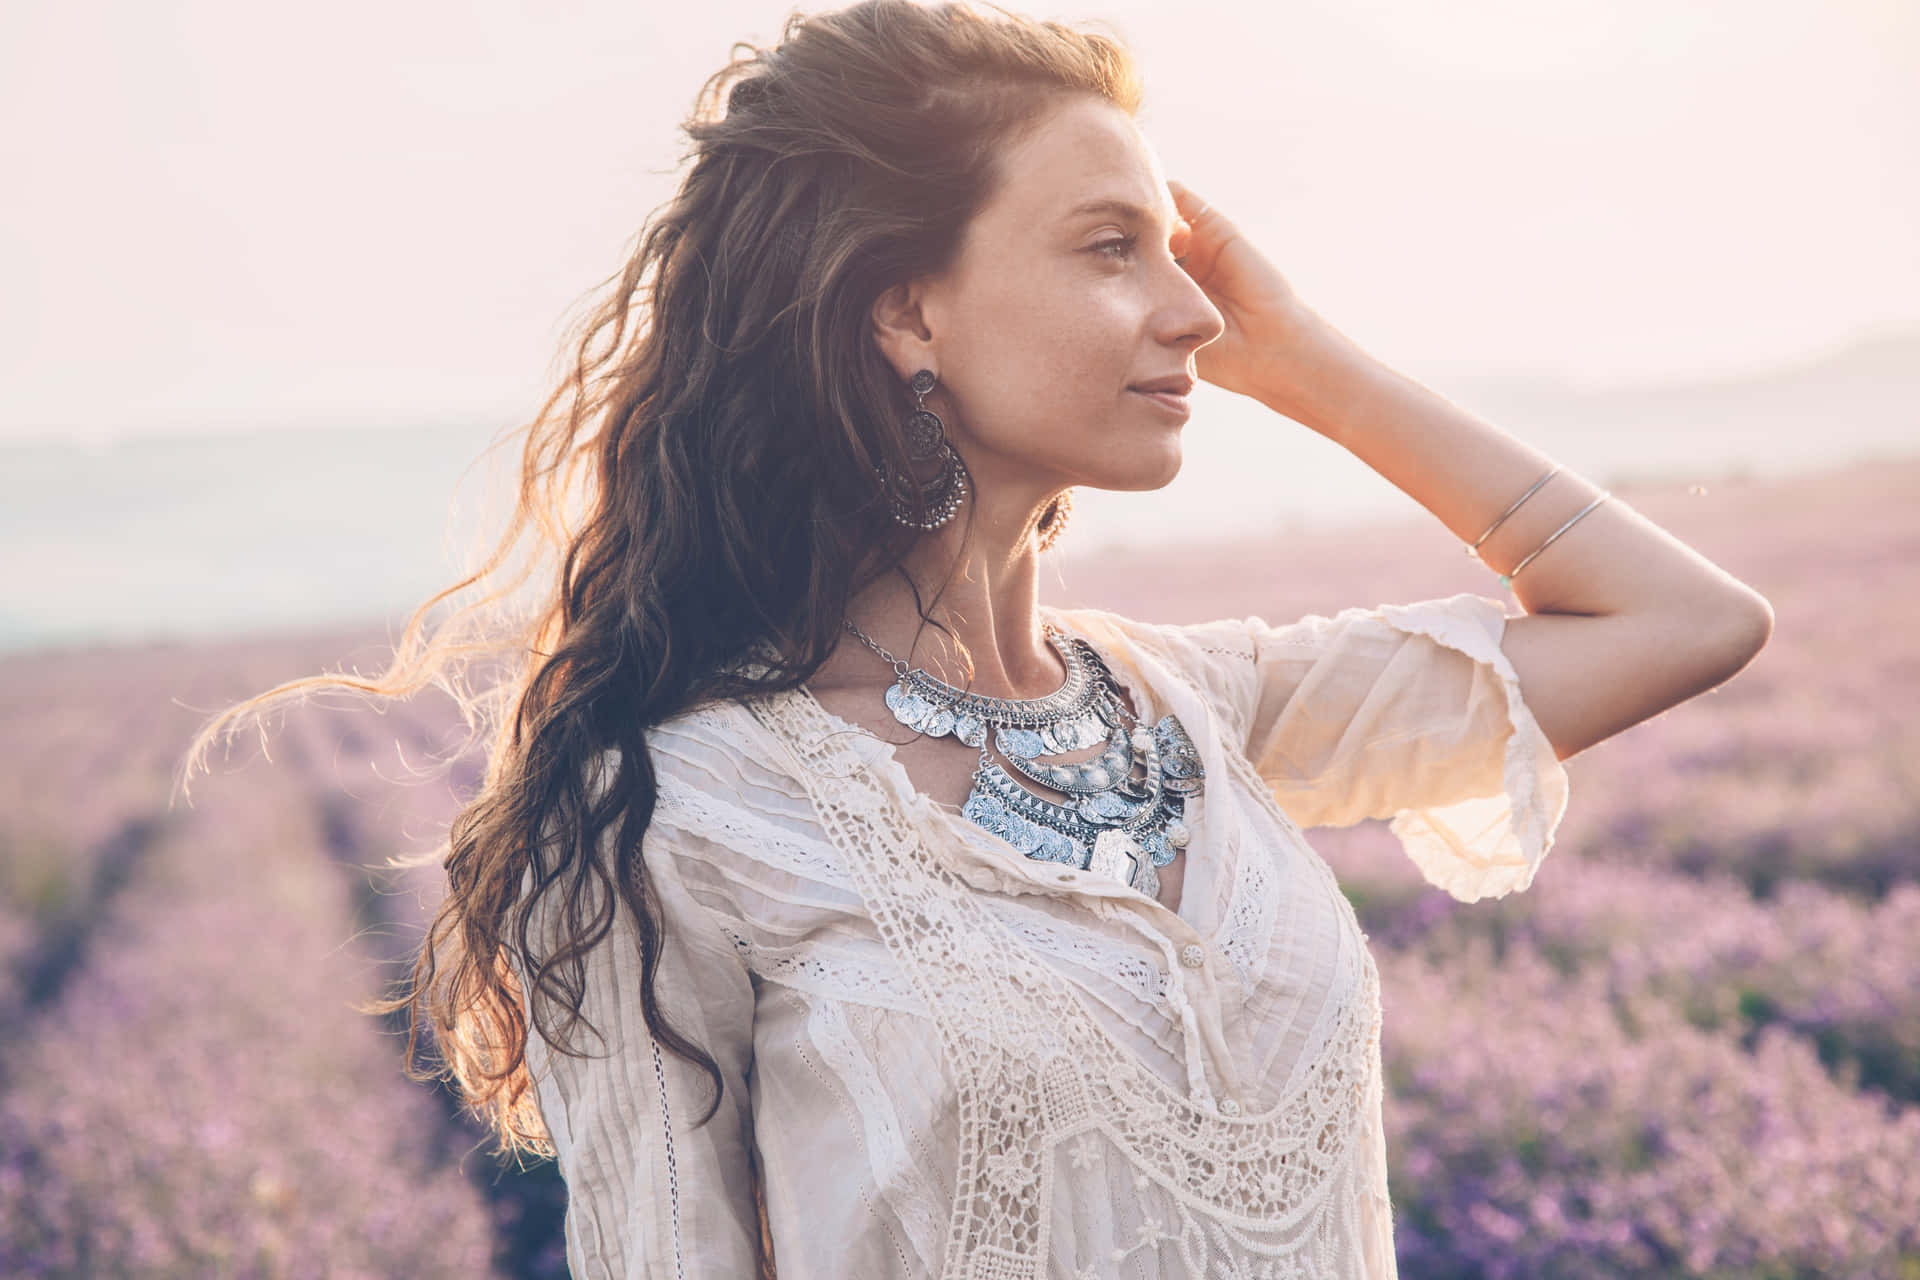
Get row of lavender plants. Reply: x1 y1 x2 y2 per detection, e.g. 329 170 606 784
1380 936 1920 1279
0 636 559 1277
1311 814 1920 1277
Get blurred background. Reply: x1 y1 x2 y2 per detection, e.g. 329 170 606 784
3 0 1916 1275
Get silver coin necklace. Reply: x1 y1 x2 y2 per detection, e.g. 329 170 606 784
841 617 1204 898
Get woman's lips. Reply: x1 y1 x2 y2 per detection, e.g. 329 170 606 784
1130 388 1191 415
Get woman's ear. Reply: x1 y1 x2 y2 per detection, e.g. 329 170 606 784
869 279 936 382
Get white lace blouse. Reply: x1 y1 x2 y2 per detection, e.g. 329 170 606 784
518 591 1571 1279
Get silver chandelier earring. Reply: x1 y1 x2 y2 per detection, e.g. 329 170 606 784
878 368 969 530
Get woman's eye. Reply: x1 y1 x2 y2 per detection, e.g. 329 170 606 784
1094 235 1138 260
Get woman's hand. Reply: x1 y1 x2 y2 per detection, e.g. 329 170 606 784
1167 178 1345 421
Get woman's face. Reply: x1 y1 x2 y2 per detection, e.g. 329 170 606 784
875 94 1225 510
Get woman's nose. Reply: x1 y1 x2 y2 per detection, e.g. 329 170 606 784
1164 268 1225 349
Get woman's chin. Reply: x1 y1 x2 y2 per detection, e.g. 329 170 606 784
1081 442 1184 493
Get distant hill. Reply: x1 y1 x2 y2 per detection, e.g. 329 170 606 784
2 331 1915 658
1441 327 1920 489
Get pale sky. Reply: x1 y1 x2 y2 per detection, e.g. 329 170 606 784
3 0 1915 443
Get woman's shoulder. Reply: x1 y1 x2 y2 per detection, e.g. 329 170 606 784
608 697 801 796
1045 592 1514 671
1042 603 1271 704
555 697 801 829
1043 602 1261 662
573 699 857 894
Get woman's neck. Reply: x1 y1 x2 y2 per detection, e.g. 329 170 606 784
820 521 1062 702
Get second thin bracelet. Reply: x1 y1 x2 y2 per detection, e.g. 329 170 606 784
1496 490 1612 587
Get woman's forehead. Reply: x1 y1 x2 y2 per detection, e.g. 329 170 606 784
988 102 1174 234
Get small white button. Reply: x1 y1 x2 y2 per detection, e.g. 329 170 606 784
1179 943 1206 970
1219 1097 1242 1117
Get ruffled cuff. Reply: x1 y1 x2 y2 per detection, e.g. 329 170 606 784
1377 594 1570 903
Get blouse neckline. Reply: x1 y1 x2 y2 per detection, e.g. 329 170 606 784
789 605 1228 936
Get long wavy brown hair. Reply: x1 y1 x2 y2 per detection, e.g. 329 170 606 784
178 0 1139 1219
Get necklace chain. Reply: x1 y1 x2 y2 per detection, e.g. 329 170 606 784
843 618 913 676
840 617 1139 730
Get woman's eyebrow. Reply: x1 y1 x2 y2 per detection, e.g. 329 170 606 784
1062 196 1173 230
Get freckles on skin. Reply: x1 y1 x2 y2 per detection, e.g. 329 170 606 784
935 245 1124 438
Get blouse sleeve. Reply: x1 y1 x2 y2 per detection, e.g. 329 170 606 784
518 748 764 1279
1154 591 1570 903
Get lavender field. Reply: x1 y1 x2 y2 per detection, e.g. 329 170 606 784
3 454 1916 1277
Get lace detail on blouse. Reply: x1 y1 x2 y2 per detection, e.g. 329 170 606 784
985 901 1173 1009
654 767 854 890
1217 808 1279 989
721 922 930 1017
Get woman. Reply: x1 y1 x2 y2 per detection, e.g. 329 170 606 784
188 1 1772 1275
